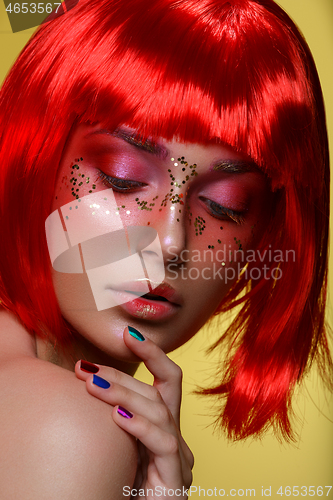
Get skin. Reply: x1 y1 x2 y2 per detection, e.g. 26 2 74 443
0 123 272 498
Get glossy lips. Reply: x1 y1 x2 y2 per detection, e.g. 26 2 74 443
114 281 181 321
148 282 182 303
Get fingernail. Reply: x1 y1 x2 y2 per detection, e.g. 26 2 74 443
93 374 111 389
80 360 100 374
128 326 145 342
117 406 133 419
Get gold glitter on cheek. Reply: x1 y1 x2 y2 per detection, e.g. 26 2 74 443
68 157 99 199
194 216 206 236
234 237 243 250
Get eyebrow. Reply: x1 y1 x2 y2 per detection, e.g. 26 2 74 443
211 160 258 174
88 128 258 173
88 127 168 159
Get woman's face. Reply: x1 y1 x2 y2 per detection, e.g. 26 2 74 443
49 124 271 368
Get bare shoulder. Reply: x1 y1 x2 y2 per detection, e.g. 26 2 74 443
0 356 137 499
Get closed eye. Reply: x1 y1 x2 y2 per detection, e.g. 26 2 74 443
97 170 147 192
199 197 246 225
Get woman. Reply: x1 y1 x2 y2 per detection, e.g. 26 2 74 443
0 0 331 497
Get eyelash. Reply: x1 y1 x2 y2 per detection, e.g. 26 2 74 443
97 170 147 192
199 197 246 225
97 171 245 224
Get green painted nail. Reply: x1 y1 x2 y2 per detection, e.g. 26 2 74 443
128 326 145 341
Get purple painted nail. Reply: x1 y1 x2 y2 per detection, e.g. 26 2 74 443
117 406 133 419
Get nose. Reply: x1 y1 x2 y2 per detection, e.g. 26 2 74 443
154 202 187 264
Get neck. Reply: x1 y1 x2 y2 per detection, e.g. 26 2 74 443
0 308 139 376
35 331 139 376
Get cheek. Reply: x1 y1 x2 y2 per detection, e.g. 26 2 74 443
53 157 107 211
186 217 257 257
52 271 97 312
179 215 267 293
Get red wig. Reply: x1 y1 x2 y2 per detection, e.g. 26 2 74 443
0 0 331 440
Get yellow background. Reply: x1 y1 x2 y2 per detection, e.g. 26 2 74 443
0 1 332 497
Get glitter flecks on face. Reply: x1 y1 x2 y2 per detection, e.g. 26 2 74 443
157 156 196 213
66 154 242 254
194 216 206 236
234 236 243 250
69 157 97 199
135 195 158 211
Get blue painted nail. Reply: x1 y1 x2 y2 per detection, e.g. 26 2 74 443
128 326 145 341
93 374 111 389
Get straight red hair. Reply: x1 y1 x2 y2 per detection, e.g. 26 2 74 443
0 0 331 440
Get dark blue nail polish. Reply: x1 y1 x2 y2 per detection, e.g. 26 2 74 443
93 374 110 389
128 326 145 341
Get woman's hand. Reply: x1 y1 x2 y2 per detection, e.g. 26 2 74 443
75 326 194 499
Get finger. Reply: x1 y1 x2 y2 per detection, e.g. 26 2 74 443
132 441 147 490
85 374 177 434
112 405 192 489
75 326 183 423
123 326 183 422
75 360 165 403
180 436 195 471
85 371 194 485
